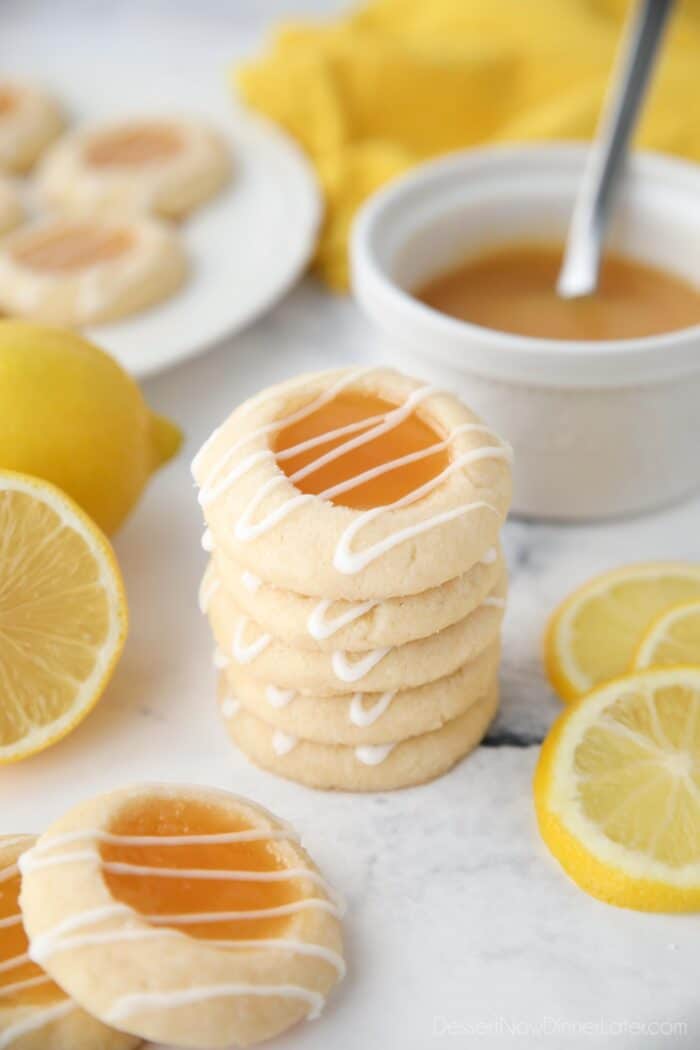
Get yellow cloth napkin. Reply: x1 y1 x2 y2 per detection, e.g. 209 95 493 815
236 0 700 290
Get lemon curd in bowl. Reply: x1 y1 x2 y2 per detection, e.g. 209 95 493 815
414 242 700 342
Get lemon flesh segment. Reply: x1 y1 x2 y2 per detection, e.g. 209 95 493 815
0 471 127 762
546 563 700 700
535 668 700 911
635 600 700 670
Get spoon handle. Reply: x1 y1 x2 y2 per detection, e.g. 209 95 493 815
557 0 675 299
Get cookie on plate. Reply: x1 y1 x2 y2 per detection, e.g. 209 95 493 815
0 178 23 237
0 215 187 325
38 118 230 220
0 835 139 1050
19 783 344 1048
0 82 63 173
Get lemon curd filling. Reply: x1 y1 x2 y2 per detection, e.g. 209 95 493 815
273 391 449 510
13 224 133 272
102 797 301 942
0 88 18 117
415 243 700 341
86 125 183 167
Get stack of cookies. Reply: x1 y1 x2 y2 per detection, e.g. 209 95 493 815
193 367 512 791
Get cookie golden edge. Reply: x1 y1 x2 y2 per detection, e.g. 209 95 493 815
18 784 344 1048
193 367 512 601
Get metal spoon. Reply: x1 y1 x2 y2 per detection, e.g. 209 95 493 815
557 0 676 299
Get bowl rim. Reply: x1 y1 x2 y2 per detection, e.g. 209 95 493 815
351 142 700 386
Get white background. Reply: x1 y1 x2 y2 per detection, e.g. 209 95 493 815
2 3 700 1048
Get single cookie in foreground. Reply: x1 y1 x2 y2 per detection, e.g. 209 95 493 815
38 118 230 219
0 216 187 325
0 835 139 1050
19 784 344 1048
223 683 499 791
0 82 64 173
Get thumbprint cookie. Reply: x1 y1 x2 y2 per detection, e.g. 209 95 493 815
19 784 344 1048
192 367 513 601
38 118 230 220
0 83 63 174
0 836 139 1050
0 215 187 325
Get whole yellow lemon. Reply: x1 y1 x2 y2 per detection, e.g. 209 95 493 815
0 321 182 534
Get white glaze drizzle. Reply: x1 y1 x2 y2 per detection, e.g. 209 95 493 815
483 597 506 609
24 854 333 894
480 546 498 565
105 982 326 1025
0 864 18 884
307 598 379 641
0 951 29 975
266 685 296 709
232 617 272 664
0 1000 74 1050
0 973 52 998
0 837 33 851
272 731 298 757
0 915 22 930
20 827 345 1024
198 573 220 614
241 570 262 593
331 648 390 683
196 367 376 506
25 828 297 855
30 917 344 977
213 647 230 669
201 527 214 552
221 697 240 719
349 690 396 728
354 743 396 766
194 370 510 577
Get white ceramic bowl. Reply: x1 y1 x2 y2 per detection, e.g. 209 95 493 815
351 144 700 519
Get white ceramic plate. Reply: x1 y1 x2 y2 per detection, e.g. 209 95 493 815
0 60 321 378
85 108 322 378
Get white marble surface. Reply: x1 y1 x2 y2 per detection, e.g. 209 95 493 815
2 3 700 1049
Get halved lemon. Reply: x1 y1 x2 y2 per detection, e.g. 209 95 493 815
634 600 700 670
534 667 700 912
0 470 128 762
545 563 700 701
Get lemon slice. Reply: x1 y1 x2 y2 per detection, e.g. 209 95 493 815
545 563 700 700
634 601 700 670
535 667 700 912
0 470 128 762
